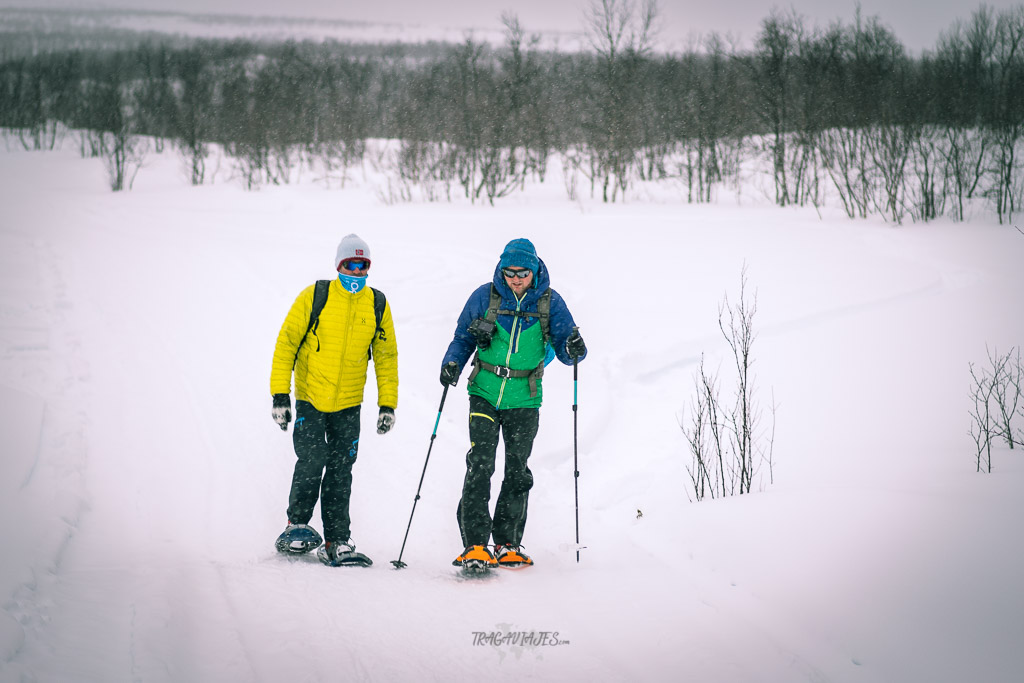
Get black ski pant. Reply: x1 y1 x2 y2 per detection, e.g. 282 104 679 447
457 394 540 548
286 401 361 544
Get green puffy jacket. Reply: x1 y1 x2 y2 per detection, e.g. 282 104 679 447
442 259 585 410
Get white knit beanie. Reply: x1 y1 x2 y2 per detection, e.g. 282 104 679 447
335 234 371 270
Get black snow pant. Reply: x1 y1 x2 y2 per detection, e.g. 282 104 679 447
457 394 540 548
286 401 361 544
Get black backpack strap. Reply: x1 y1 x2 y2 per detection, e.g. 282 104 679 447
370 287 386 339
536 289 551 344
368 287 387 360
298 280 331 356
484 285 501 323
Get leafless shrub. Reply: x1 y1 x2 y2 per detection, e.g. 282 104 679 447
683 267 775 500
682 355 728 500
969 346 1023 472
102 128 147 192
992 347 1022 449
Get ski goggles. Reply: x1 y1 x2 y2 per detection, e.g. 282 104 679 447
339 259 371 272
501 267 532 279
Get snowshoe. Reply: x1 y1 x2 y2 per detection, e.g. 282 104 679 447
317 540 373 567
453 544 497 574
275 524 323 555
495 544 533 569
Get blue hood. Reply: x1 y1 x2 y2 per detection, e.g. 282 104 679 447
491 257 550 307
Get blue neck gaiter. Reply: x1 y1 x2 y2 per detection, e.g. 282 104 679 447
338 273 368 293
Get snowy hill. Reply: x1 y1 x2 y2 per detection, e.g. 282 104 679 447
0 6 582 56
1 139 1023 682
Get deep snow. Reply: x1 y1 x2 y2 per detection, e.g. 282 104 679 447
1 138 1023 683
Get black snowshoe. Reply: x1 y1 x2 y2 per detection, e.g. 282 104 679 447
317 540 373 567
275 524 323 555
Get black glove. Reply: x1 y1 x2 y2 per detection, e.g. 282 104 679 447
566 328 587 360
440 361 460 386
376 406 395 434
272 393 291 430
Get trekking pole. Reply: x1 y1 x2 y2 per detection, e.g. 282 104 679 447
391 384 449 569
573 357 582 563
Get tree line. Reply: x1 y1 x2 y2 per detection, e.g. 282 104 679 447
1 3 1022 222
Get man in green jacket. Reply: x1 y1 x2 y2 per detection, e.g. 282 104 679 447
440 238 587 570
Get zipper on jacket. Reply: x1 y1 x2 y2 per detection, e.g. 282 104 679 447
335 291 358 389
495 294 523 408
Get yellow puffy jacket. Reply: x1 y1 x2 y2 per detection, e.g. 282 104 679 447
270 279 398 413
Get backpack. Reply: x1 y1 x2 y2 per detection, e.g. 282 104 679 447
298 280 386 358
467 284 551 397
483 284 551 343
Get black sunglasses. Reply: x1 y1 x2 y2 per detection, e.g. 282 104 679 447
502 267 532 279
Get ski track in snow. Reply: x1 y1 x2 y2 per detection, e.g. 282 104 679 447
1 221 93 680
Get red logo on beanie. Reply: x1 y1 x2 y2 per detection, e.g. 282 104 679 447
355 249 364 255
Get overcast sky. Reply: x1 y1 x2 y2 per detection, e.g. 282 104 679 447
1 1 1014 54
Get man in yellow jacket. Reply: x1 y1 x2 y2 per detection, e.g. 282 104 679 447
270 234 398 567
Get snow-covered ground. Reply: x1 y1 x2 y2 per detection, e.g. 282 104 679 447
1 139 1023 682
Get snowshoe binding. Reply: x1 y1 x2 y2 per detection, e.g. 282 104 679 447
317 540 373 567
275 524 323 555
453 544 497 575
495 544 533 569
